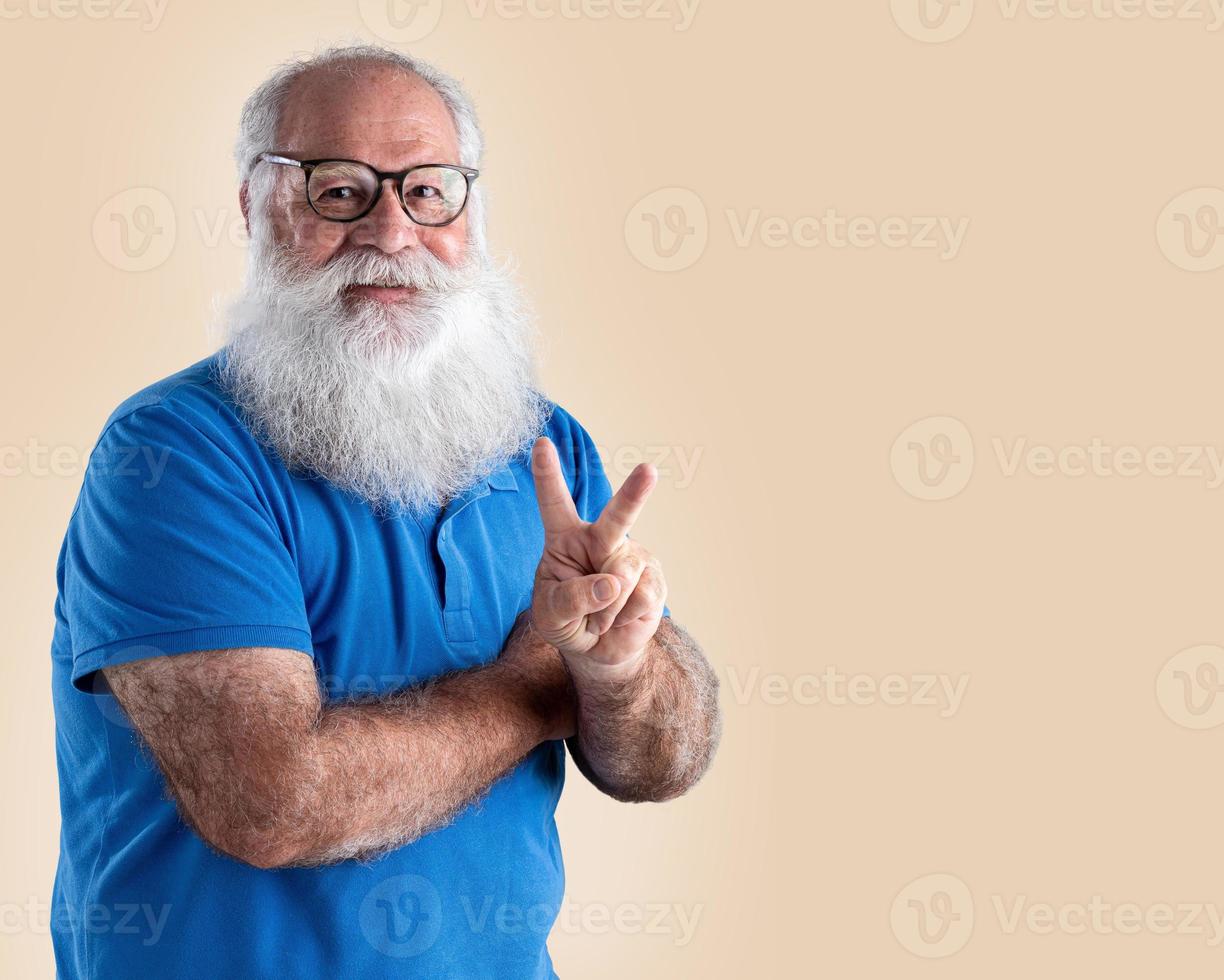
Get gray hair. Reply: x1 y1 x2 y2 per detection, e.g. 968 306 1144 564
234 44 488 248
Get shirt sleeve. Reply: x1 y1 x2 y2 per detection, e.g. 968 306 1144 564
62 400 313 692
560 410 672 620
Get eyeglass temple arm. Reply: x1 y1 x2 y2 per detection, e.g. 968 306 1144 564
257 153 303 169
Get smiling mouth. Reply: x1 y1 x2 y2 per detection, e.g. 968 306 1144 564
343 284 419 305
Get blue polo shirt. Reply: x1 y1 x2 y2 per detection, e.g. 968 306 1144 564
49 353 667 979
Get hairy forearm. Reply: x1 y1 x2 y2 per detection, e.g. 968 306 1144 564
276 657 556 866
105 616 570 869
563 618 722 803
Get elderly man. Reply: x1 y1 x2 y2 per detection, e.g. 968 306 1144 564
49 44 720 979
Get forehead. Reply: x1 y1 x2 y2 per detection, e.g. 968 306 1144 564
275 64 461 168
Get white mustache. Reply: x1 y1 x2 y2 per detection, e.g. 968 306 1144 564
259 244 477 301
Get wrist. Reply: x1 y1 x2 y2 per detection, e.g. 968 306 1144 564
500 613 577 742
562 641 651 693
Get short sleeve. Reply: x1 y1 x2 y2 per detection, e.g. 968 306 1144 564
62 401 313 692
556 409 671 620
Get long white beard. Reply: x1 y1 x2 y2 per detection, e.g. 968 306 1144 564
218 230 550 515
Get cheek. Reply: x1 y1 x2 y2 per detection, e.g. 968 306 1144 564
266 198 347 265
422 219 470 267
289 214 348 264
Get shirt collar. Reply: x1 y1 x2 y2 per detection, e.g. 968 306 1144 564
486 459 520 492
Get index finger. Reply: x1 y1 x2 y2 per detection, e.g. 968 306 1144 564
591 462 658 550
531 436 581 536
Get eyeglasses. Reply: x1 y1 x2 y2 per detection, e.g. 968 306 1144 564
255 153 479 226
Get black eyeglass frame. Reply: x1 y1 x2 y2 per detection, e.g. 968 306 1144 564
255 152 480 227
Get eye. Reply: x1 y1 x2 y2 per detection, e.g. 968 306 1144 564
319 186 358 200
405 183 440 199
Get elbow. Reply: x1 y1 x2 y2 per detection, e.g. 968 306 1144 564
608 714 724 804
629 753 717 803
191 817 307 870
601 767 706 804
656 697 723 802
611 781 692 805
178 783 316 870
224 836 305 871
633 623 723 803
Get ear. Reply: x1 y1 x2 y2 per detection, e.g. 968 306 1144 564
239 181 251 235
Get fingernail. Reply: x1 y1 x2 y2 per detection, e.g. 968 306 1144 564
594 578 616 601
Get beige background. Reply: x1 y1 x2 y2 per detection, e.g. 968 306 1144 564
5 0 1224 976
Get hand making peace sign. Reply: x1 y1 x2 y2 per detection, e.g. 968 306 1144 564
529 436 668 671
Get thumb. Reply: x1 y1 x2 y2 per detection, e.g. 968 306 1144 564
537 574 622 628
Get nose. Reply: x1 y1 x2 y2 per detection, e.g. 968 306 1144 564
346 179 420 254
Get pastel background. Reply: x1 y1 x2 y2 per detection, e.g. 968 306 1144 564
4 1 1224 976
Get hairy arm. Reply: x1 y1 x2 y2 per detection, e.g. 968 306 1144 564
102 613 573 869
562 617 722 803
